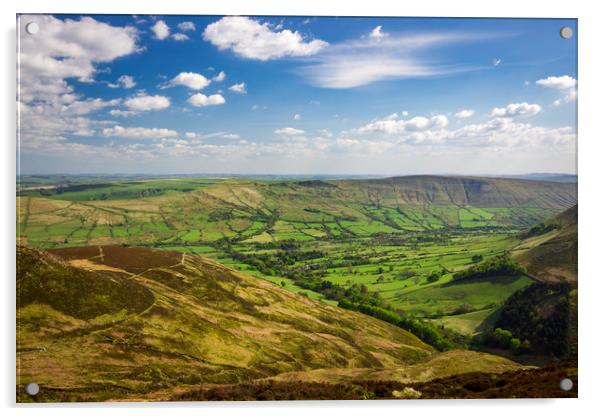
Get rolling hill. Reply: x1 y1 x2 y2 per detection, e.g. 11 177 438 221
17 245 526 402
17 175 576 250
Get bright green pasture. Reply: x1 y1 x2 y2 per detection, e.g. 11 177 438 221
393 275 533 316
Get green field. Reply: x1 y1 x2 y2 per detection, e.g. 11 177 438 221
17 175 575 337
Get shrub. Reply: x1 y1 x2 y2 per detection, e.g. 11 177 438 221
492 327 514 349
471 254 484 263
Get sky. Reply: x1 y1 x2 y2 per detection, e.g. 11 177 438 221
17 14 577 175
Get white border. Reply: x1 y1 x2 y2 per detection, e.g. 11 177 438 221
2 1 601 415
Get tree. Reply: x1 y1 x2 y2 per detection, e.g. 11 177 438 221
510 337 521 353
427 273 440 283
472 254 484 263
280 281 286 287
492 327 514 349
520 339 532 353
453 254 526 282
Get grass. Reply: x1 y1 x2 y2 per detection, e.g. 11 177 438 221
394 275 533 316
429 308 499 335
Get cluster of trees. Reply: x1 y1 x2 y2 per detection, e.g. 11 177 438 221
208 209 235 222
396 269 417 280
493 282 572 357
427 269 446 283
479 328 531 354
452 254 526 282
251 240 300 251
521 222 560 239
297 280 383 307
471 254 483 263
227 248 325 276
338 299 454 351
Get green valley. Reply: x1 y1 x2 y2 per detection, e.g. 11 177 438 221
17 175 576 335
16 174 578 401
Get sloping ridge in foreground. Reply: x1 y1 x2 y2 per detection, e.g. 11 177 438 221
17 245 524 401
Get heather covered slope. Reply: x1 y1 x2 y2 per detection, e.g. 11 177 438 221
17 245 527 402
512 205 577 284
17 245 432 401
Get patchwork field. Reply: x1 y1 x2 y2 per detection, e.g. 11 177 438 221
17 175 576 339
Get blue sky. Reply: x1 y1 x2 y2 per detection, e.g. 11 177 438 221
17 14 577 175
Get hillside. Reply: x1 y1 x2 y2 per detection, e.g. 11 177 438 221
172 360 576 400
18 175 577 210
17 175 576 251
512 205 577 284
334 175 576 209
17 245 527 402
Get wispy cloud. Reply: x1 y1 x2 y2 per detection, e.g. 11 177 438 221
297 32 496 89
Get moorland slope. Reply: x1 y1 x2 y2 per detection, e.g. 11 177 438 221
512 205 577 283
17 245 525 401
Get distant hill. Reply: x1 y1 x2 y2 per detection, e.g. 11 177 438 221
16 245 526 402
334 175 577 209
493 173 577 183
512 205 577 284
19 174 577 210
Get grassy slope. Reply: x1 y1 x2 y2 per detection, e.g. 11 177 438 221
17 245 528 402
432 205 577 336
512 205 577 284
335 175 576 209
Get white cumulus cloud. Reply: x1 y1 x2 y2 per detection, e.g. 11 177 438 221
166 72 211 90
124 94 171 111
203 16 327 61
536 75 577 90
369 26 387 39
229 82 247 94
151 20 170 40
536 75 577 106
109 109 138 118
177 21 196 31
274 127 305 136
455 109 475 119
188 93 226 107
172 33 189 41
17 15 139 147
358 114 449 135
213 71 226 82
61 98 120 115
102 125 178 139
108 74 136 89
490 102 541 118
